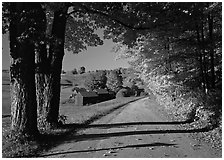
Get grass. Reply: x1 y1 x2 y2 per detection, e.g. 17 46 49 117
59 96 142 124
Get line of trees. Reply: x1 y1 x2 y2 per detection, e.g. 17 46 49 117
3 2 221 138
83 69 123 92
114 3 222 123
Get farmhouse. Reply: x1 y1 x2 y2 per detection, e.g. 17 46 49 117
75 91 98 106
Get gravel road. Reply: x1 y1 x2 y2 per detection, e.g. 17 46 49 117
41 97 219 158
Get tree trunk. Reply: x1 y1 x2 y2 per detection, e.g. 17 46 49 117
201 22 209 93
208 13 215 89
35 7 68 130
49 9 68 125
34 3 53 130
35 40 54 130
196 24 206 92
9 3 39 137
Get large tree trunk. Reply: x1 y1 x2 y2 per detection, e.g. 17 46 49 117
35 7 68 130
49 9 68 125
208 13 215 89
34 3 53 130
9 3 39 137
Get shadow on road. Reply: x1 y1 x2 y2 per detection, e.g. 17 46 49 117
72 120 191 129
62 120 192 130
38 120 211 157
63 126 210 143
41 142 177 157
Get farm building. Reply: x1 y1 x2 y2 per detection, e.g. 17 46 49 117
75 91 98 106
60 79 72 86
93 89 110 102
72 87 86 94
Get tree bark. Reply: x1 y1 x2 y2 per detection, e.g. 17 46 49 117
9 3 39 137
196 24 206 93
208 13 215 89
49 9 68 125
35 7 68 130
200 21 209 93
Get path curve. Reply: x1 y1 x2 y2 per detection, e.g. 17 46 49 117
41 97 219 158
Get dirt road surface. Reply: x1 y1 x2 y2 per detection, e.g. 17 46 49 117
41 97 219 158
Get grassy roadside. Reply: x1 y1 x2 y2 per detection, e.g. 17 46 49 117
59 96 143 124
145 95 222 157
2 96 143 158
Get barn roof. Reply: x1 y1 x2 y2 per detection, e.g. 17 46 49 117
94 89 109 94
61 79 72 86
78 91 98 97
72 87 86 92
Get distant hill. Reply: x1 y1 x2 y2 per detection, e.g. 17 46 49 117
2 70 10 116
61 72 91 88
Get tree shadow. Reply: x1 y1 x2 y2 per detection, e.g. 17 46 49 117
62 126 210 143
40 142 177 157
36 120 210 157
65 120 191 129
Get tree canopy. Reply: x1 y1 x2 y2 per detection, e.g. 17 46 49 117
114 2 221 124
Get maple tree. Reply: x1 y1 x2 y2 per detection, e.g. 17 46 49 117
106 70 123 93
84 70 107 90
6 3 41 137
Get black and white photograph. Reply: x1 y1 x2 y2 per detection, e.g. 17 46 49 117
2 1 222 158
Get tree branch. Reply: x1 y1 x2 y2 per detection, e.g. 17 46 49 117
67 3 173 31
78 4 152 31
